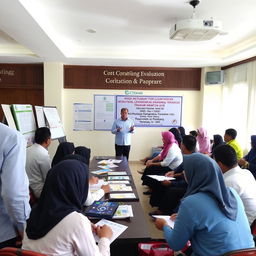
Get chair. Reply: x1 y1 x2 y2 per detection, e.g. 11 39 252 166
251 219 256 236
0 247 46 256
222 248 256 256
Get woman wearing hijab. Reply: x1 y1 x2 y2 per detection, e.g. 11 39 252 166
169 128 182 147
196 127 211 154
141 131 182 191
75 146 91 166
211 134 225 153
155 154 254 256
51 142 75 167
22 159 112 256
239 135 256 179
62 154 110 206
178 126 186 137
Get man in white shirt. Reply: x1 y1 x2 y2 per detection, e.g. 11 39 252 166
213 144 256 225
26 127 52 198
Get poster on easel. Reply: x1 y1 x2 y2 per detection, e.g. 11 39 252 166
1 104 17 130
35 106 47 128
11 104 37 146
43 107 65 139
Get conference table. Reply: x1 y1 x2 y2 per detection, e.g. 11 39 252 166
88 156 151 256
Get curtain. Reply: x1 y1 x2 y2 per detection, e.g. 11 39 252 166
220 60 256 152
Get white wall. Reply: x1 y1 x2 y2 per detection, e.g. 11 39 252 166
201 67 224 139
44 62 202 160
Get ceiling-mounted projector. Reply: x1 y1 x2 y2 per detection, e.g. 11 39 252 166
170 19 222 41
170 0 222 41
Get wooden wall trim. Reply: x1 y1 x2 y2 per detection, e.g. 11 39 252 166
222 56 256 70
64 65 201 91
0 63 43 89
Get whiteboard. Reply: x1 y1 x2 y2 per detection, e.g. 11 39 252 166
1 104 17 130
94 95 115 130
43 107 65 139
116 95 182 127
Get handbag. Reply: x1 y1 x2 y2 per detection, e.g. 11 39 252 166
138 241 190 256
149 243 174 256
138 242 173 256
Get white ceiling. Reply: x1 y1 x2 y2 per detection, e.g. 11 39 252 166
0 0 256 67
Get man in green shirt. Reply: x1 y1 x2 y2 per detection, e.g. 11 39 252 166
224 128 243 160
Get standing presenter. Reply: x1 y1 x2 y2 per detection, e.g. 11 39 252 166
111 108 134 161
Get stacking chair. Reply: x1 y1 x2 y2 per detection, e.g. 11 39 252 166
0 247 46 256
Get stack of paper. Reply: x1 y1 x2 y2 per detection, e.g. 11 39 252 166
109 193 136 200
98 163 118 169
108 171 127 176
113 205 133 219
108 176 130 181
94 219 128 243
109 184 133 192
147 175 175 182
98 159 122 165
91 169 112 175
152 215 175 228
108 180 130 184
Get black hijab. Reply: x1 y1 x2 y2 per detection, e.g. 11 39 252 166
169 128 182 147
75 146 91 166
178 126 186 137
51 142 75 167
26 159 89 239
212 134 225 152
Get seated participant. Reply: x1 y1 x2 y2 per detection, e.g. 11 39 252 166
169 128 182 147
149 135 196 214
51 142 75 166
154 154 254 256
22 159 112 256
189 130 197 137
211 134 225 153
238 135 256 179
75 146 91 166
26 127 52 198
224 128 243 160
196 127 211 154
177 126 186 137
141 131 182 190
62 153 110 206
213 144 256 225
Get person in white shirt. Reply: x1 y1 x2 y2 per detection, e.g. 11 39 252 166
22 159 112 256
26 127 52 198
213 144 256 225
0 123 30 248
141 131 182 193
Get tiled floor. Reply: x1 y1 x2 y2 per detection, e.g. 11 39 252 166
129 161 164 239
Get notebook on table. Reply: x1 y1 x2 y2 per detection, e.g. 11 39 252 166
84 201 119 219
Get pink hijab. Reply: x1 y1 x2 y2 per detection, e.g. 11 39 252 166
197 127 211 154
160 131 178 160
